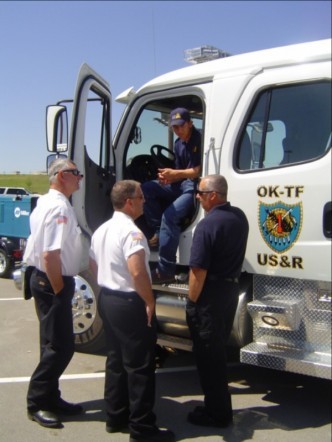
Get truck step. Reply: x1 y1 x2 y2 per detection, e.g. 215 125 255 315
241 342 331 380
157 333 193 352
152 281 189 295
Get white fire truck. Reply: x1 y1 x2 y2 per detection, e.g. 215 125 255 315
21 39 332 379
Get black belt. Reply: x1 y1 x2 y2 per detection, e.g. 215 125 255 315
35 269 74 282
207 275 239 283
102 287 139 297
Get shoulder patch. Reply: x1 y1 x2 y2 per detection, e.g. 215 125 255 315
130 231 143 241
56 215 68 224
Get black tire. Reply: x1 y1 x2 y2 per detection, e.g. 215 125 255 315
72 269 106 353
0 248 12 279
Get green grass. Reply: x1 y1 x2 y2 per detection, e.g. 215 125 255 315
0 174 49 195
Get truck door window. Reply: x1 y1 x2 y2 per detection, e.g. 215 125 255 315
237 81 331 170
124 97 203 183
83 92 111 170
127 109 170 160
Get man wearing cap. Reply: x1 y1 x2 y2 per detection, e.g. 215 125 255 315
142 107 201 284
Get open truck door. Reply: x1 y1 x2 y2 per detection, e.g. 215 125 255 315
46 64 114 352
47 63 114 236
70 63 114 235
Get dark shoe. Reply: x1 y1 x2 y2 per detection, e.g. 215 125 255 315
27 410 62 428
151 268 175 285
187 407 233 428
130 428 175 442
51 398 83 415
106 421 128 433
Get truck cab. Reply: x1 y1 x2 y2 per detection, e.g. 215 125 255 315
44 39 331 378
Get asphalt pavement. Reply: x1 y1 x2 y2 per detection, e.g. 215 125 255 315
0 276 331 442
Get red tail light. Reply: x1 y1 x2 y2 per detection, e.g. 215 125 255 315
12 249 23 260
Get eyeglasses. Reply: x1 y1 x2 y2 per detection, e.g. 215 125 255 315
55 169 83 177
196 190 215 196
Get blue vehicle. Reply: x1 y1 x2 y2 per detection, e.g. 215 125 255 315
0 195 38 278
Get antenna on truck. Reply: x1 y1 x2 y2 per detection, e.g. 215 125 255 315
184 45 231 64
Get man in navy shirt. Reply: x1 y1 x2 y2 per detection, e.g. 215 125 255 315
142 108 201 283
186 174 249 428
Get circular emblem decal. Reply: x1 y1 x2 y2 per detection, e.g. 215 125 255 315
259 201 302 253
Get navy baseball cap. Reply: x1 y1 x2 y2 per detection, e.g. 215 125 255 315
169 108 191 126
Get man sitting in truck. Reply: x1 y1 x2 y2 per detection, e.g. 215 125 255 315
142 108 201 284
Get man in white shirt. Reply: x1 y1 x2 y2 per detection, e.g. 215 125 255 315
90 180 175 442
24 158 84 428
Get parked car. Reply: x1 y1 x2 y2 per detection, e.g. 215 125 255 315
0 187 31 196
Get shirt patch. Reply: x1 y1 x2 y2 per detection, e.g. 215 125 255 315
56 215 68 224
130 231 143 241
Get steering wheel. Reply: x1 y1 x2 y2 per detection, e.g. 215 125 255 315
150 144 175 169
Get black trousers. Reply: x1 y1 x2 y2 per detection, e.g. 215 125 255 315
186 280 239 420
98 288 157 437
27 269 75 412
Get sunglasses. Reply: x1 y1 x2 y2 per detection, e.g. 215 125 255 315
195 190 215 196
55 169 83 177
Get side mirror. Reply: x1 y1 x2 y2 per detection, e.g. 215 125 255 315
131 126 141 144
46 153 68 172
46 105 68 152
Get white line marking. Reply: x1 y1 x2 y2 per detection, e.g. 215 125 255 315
0 366 196 384
0 376 31 383
0 373 105 384
0 298 24 301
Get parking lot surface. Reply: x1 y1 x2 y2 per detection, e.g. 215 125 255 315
0 277 331 441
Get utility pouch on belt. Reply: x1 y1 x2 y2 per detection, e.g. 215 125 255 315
23 266 35 300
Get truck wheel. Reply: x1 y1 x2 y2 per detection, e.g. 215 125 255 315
72 269 106 353
0 248 12 279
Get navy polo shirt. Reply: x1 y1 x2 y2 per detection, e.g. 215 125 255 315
174 126 201 171
189 202 249 278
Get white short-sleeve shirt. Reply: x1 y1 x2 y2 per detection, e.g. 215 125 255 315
90 211 151 292
23 189 83 276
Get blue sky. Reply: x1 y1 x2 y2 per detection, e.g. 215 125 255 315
0 0 331 173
